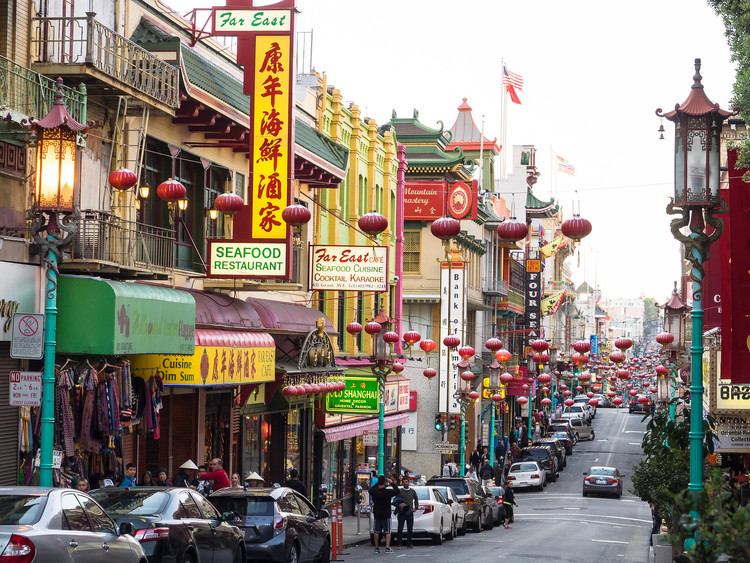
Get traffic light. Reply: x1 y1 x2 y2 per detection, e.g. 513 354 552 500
434 413 444 431
449 415 457 431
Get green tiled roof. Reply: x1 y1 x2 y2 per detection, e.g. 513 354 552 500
180 45 249 118
526 187 559 214
295 119 348 171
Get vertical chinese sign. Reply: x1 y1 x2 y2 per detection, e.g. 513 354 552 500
524 252 541 354
210 2 294 279
439 259 466 415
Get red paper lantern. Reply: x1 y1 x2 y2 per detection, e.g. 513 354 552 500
537 373 552 385
499 372 513 385
365 322 383 335
420 339 437 353
460 370 474 382
458 346 475 359
588 399 599 407
282 386 297 397
572 353 587 366
586 391 594 398
656 332 675 346
108 167 137 191
576 385 584 392
522 384 530 392
564 398 575 407
383 331 400 344
430 216 461 241
469 390 480 400
423 368 437 379
346 322 363 335
495 349 512 363
617 369 630 380
391 362 404 374
281 203 311 227
540 386 550 394
443 334 460 349
358 211 388 235
578 372 591 382
649 386 658 394
561 214 592 241
637 395 649 403
613 397 624 407
310 383 321 394
531 339 549 353
615 337 633 351
485 337 504 352
541 397 552 406
156 178 186 202
563 390 572 397
214 192 244 216
403 331 422 346
573 340 591 354
496 218 528 242
539 353 550 364
607 391 617 398
655 365 669 376
492 393 503 403
629 389 638 396
517 396 528 405
609 351 625 364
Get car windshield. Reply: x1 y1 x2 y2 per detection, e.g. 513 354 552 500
590 468 615 476
0 495 46 525
434 487 453 501
428 480 468 495
211 496 274 516
487 487 503 497
90 490 170 515
510 463 538 473
551 432 568 440
410 488 430 501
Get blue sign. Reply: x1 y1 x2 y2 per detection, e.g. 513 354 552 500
589 334 598 355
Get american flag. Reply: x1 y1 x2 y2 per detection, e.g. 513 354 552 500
502 65 524 91
555 155 575 176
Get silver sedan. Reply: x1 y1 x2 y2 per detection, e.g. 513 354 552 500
0 487 146 562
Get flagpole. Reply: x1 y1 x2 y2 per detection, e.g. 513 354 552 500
550 146 555 199
479 115 485 190
500 59 508 180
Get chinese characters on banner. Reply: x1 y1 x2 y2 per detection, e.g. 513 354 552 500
439 260 466 415
252 35 290 240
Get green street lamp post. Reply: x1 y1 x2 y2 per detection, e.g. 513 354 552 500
657 58 736 493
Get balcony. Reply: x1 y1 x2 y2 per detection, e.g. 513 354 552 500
31 14 179 112
59 210 174 277
483 278 509 297
0 55 85 124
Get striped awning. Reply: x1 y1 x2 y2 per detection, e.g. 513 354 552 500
320 413 410 442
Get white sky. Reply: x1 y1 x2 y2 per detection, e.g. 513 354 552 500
166 0 737 301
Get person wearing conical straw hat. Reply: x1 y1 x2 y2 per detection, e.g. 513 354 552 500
174 459 198 488
245 471 264 488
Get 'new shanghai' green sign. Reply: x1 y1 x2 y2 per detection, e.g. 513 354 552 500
325 375 379 414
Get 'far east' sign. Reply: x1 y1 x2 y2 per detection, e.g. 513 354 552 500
207 241 287 278
309 245 388 292
325 375 379 414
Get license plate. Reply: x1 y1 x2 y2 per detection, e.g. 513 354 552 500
596 480 606 485
519 482 528 486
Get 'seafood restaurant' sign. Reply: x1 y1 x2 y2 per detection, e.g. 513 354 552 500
309 245 388 292
208 241 287 278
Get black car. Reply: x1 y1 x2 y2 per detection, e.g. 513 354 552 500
90 486 245 563
549 431 573 455
533 438 566 471
518 446 559 482
629 394 654 414
425 476 492 532
210 487 330 563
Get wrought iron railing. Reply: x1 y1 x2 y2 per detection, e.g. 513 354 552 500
65 210 174 272
484 278 509 296
31 13 179 108
0 55 85 121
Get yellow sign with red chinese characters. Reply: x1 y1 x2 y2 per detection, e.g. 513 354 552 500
251 35 290 240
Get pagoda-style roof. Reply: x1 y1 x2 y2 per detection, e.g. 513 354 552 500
656 285 691 312
445 98 501 153
526 187 559 217
381 109 475 180
658 59 736 122
576 281 594 294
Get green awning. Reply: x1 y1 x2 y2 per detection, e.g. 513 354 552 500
56 277 196 356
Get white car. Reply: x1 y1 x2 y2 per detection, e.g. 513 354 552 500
573 397 596 418
507 461 546 491
369 485 454 544
561 404 591 422
432 485 467 536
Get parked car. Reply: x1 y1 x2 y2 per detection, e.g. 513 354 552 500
518 446 559 482
549 421 577 445
629 394 654 414
573 396 596 418
481 486 503 527
533 438 566 470
367 486 454 544
566 416 596 441
0 487 147 562
583 466 624 498
593 393 610 408
485 486 505 526
90 486 244 563
425 477 490 533
506 462 546 491
432 486 467 536
209 487 330 563
561 404 592 423
549 431 573 455
400 467 423 485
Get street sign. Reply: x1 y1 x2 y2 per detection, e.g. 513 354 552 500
10 313 44 359
362 430 379 446
9 371 42 406
433 442 459 452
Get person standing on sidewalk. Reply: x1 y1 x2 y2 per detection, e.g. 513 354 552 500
479 459 495 487
503 481 518 529
395 476 419 549
371 475 400 554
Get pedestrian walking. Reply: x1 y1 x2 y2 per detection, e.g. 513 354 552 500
503 481 518 529
469 448 480 472
284 468 308 497
465 464 478 481
395 476 419 549
447 458 458 476
479 459 495 487
370 475 400 554
441 460 453 477
519 423 529 448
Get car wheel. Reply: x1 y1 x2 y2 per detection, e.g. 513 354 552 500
485 510 494 531
583 490 588 497
473 514 482 533
286 543 300 563
182 552 197 563
591 430 595 440
458 517 468 536
447 517 456 540
573 434 579 445
317 539 331 563
233 547 244 563
432 523 444 545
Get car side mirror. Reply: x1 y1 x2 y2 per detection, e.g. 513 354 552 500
118 521 135 536
317 509 329 520
221 511 240 522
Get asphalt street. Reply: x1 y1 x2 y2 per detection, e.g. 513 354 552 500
340 407 653 562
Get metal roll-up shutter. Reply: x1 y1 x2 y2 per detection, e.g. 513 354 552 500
0 343 21 486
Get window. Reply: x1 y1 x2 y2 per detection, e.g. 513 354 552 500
61 494 90 531
78 495 116 534
403 231 421 274
193 493 220 520
177 491 202 519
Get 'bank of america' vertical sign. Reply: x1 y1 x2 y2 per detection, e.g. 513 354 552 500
440 260 466 415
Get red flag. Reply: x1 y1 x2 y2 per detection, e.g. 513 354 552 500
503 65 523 105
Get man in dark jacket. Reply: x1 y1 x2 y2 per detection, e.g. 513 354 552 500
479 459 495 487
370 475 400 553
284 469 308 498
395 475 420 548
503 481 518 529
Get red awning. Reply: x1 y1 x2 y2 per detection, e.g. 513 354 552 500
195 329 274 348
245 297 337 335
320 413 409 442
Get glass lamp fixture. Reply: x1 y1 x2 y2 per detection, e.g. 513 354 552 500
178 198 189 212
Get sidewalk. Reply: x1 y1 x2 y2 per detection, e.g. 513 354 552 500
337 512 372 548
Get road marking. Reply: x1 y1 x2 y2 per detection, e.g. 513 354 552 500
624 430 645 433
592 539 629 544
562 507 581 510
628 442 642 445
597 439 607 441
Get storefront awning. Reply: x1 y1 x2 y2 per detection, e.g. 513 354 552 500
246 297 337 335
56 276 195 355
320 413 410 442
131 328 275 386
181 288 265 330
